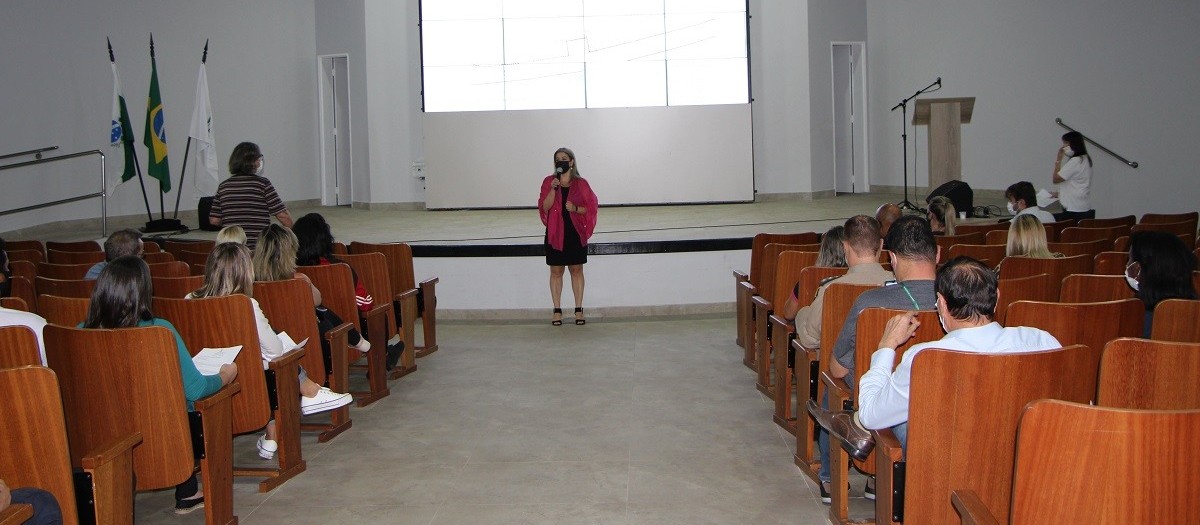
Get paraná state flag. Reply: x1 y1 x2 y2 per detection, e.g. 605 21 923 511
110 62 137 189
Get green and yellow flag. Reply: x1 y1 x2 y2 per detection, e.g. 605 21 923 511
144 35 171 193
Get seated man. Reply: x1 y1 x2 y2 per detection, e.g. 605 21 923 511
84 229 143 280
812 256 1061 459
875 203 902 242
813 215 940 502
783 215 893 349
1005 181 1056 223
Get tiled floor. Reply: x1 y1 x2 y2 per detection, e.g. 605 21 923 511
132 318 877 524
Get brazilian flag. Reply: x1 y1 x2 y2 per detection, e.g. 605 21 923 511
144 46 171 193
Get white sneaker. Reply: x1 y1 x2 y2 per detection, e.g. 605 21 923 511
353 338 371 353
300 387 353 415
256 435 278 460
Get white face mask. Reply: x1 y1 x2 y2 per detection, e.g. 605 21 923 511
1063 147 1074 157
256 157 266 176
1125 262 1140 291
1006 202 1017 215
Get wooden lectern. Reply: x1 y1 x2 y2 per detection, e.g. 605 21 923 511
914 97 974 190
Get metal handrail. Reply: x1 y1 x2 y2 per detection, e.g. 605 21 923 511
0 149 107 236
0 145 59 162
1055 118 1138 168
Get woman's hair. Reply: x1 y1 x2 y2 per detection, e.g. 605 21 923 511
816 225 848 267
253 224 299 281
1128 230 1197 310
1006 215 1055 258
927 196 956 235
216 225 246 245
1061 131 1092 167
228 142 263 176
293 213 335 266
84 256 154 328
191 242 255 299
554 147 581 177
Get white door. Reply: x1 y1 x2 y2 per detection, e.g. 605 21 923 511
832 43 868 194
319 55 352 206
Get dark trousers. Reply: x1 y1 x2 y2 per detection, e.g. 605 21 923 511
11 487 63 525
1056 210 1096 222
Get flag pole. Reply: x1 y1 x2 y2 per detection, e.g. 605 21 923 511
173 40 205 220
109 37 155 223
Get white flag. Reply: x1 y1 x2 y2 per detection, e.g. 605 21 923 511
189 63 219 196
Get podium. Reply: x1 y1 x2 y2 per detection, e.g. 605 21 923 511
914 97 974 191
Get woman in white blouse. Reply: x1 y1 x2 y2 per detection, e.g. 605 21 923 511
1052 131 1094 221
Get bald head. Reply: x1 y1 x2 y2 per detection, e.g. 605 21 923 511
875 203 902 238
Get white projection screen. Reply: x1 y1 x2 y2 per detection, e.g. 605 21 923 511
420 0 754 208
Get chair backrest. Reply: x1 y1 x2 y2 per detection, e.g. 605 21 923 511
1149 299 1200 343
8 276 37 314
297 263 360 334
0 325 42 368
174 249 210 270
1077 215 1136 229
934 232 985 252
162 240 215 259
6 249 44 264
770 251 821 309
1059 274 1135 303
331 241 348 255
36 262 94 280
5 239 45 256
1131 221 1198 249
1007 400 1200 524
150 275 205 298
946 244 1006 265
43 325 194 491
794 266 849 310
8 260 36 282
995 273 1056 325
1046 238 1110 258
147 260 189 278
45 240 102 253
1005 299 1144 361
747 233 820 287
37 295 90 327
141 240 161 253
337 252 396 336
349 241 417 294
1059 225 1130 244
955 221 1009 237
0 367 82 524
0 297 28 312
153 295 271 435
141 251 175 264
1093 251 1128 275
33 276 96 300
984 225 1053 247
253 278 327 387
46 249 104 265
816 282 879 364
1113 235 1130 252
1140 211 1198 228
1043 219 1075 242
1097 337 1200 410
997 254 1092 297
905 345 1098 524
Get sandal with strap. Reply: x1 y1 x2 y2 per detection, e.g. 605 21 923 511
574 307 586 325
551 308 563 326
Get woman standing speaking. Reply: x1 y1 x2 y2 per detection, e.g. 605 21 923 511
539 147 598 326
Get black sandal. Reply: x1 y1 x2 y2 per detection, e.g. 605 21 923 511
574 307 586 325
551 308 563 326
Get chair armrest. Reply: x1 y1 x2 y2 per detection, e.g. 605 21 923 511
874 428 906 525
738 279 758 297
193 381 242 412
0 505 32 525
951 490 1001 525
750 295 772 312
265 346 306 371
733 270 748 282
795 338 819 400
768 314 794 336
362 303 389 323
419 276 439 288
393 288 418 304
820 371 853 410
81 432 142 525
80 432 143 470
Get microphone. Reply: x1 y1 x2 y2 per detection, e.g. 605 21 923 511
555 167 564 175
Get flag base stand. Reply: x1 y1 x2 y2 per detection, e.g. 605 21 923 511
142 218 188 234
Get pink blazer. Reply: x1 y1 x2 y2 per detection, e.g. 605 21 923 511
538 174 598 251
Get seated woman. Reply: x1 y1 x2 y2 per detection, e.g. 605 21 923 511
1126 230 1198 337
293 212 404 370
82 256 238 515
216 225 246 245
781 225 849 322
187 242 352 461
927 196 956 236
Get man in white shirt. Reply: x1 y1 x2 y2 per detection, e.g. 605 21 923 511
811 257 1061 458
0 305 48 365
1004 181 1056 224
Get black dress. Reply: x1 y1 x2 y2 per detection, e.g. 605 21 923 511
546 186 588 266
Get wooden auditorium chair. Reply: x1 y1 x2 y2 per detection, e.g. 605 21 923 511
7 276 36 314
350 241 442 358
744 243 819 374
46 249 104 265
1058 274 1135 303
751 248 819 395
141 239 162 253
36 262 93 280
1043 218 1076 241
150 275 205 299
1004 299 1144 361
8 260 36 282
1092 251 1128 275
339 251 418 379
996 254 1092 299
154 295 306 493
0 366 140 525
1148 299 1200 343
770 265 848 433
0 326 41 368
793 282 877 484
823 308 943 524
4 239 45 256
0 297 27 312
331 241 348 255
1058 225 1130 245
37 295 89 327
44 324 239 525
1046 238 1110 258
1097 337 1200 410
994 274 1056 325
954 221 1009 238
141 251 176 264
44 240 101 253
1131 220 1198 249
946 244 1005 265
983 226 1052 247
6 249 44 265
147 260 189 278
161 239 215 260
33 276 95 302
1113 235 1130 252
175 250 211 275
733 232 819 353
255 277 354 442
1140 210 1198 230
1076 215 1136 228
874 345 1098 525
298 262 391 406
952 400 1200 525
934 232 985 252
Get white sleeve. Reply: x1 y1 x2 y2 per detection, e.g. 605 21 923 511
856 346 915 430
251 298 286 367
1057 157 1083 181
33 316 48 366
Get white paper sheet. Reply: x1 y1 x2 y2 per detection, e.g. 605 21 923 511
192 345 243 375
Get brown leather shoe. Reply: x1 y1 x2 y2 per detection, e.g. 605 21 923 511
807 400 875 461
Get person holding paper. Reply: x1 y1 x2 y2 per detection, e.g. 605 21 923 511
188 242 352 461
82 256 238 515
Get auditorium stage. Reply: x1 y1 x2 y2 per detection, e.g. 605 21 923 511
12 192 998 319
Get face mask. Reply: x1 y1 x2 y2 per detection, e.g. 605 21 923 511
256 157 266 176
1062 147 1074 157
1125 262 1140 291
1006 202 1017 215
555 160 571 174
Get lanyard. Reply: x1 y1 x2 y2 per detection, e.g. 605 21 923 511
899 282 922 310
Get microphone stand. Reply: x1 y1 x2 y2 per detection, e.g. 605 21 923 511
891 78 941 211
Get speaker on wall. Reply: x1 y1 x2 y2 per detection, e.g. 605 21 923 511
926 180 974 218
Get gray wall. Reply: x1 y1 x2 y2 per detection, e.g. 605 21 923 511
808 0 868 195
749 0 812 196
866 1 1200 216
315 0 371 204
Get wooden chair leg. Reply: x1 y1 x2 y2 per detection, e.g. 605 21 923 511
738 281 756 368
195 383 239 525
302 323 353 442
415 278 438 357
350 306 392 406
794 351 821 484
772 344 796 434
733 270 748 347
388 290 419 380
234 351 307 492
753 300 774 396
81 433 141 525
